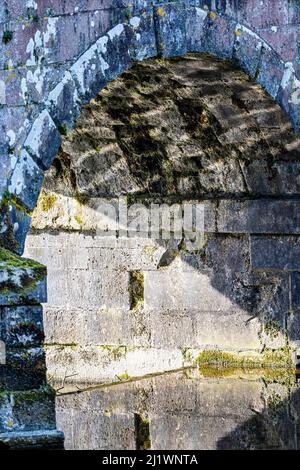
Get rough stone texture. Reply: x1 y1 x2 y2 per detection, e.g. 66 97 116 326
24 55 298 385
1 2 300 449
1 1 300 253
55 369 300 450
0 249 63 448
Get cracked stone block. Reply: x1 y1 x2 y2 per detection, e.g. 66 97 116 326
8 150 44 212
46 71 80 134
250 235 300 271
154 2 188 57
24 110 62 171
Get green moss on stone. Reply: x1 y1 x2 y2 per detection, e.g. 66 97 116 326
196 348 294 370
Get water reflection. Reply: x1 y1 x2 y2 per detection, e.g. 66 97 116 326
55 368 300 450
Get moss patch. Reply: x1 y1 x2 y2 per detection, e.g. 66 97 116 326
38 193 58 212
0 247 45 271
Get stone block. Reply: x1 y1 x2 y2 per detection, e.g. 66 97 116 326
24 109 62 171
287 312 300 350
0 388 56 434
56 409 136 450
42 14 90 65
291 273 300 312
154 2 188 57
144 270 235 311
277 64 300 137
250 235 300 271
43 306 135 347
0 200 31 255
8 150 44 212
233 25 263 78
2 306 44 348
0 250 47 306
257 46 285 99
201 12 236 59
217 200 300 234
186 6 208 53
96 23 132 82
71 43 107 105
0 347 46 391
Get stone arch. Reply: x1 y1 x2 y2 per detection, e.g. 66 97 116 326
1 2 300 255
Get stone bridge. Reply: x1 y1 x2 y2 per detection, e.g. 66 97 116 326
1 0 300 449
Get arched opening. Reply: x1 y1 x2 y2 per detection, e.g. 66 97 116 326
23 53 300 389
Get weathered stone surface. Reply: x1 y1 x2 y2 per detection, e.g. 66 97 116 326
186 7 208 52
257 47 285 99
154 3 188 57
0 249 47 306
0 198 31 255
251 235 300 271
202 12 237 60
126 12 157 62
8 150 44 212
46 72 80 133
0 429 64 450
55 370 298 450
24 110 62 171
0 388 57 434
2 306 44 348
218 200 300 234
233 25 263 78
0 347 46 391
291 273 300 311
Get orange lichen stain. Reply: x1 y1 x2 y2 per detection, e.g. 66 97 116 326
235 29 242 36
157 7 165 17
209 11 217 20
